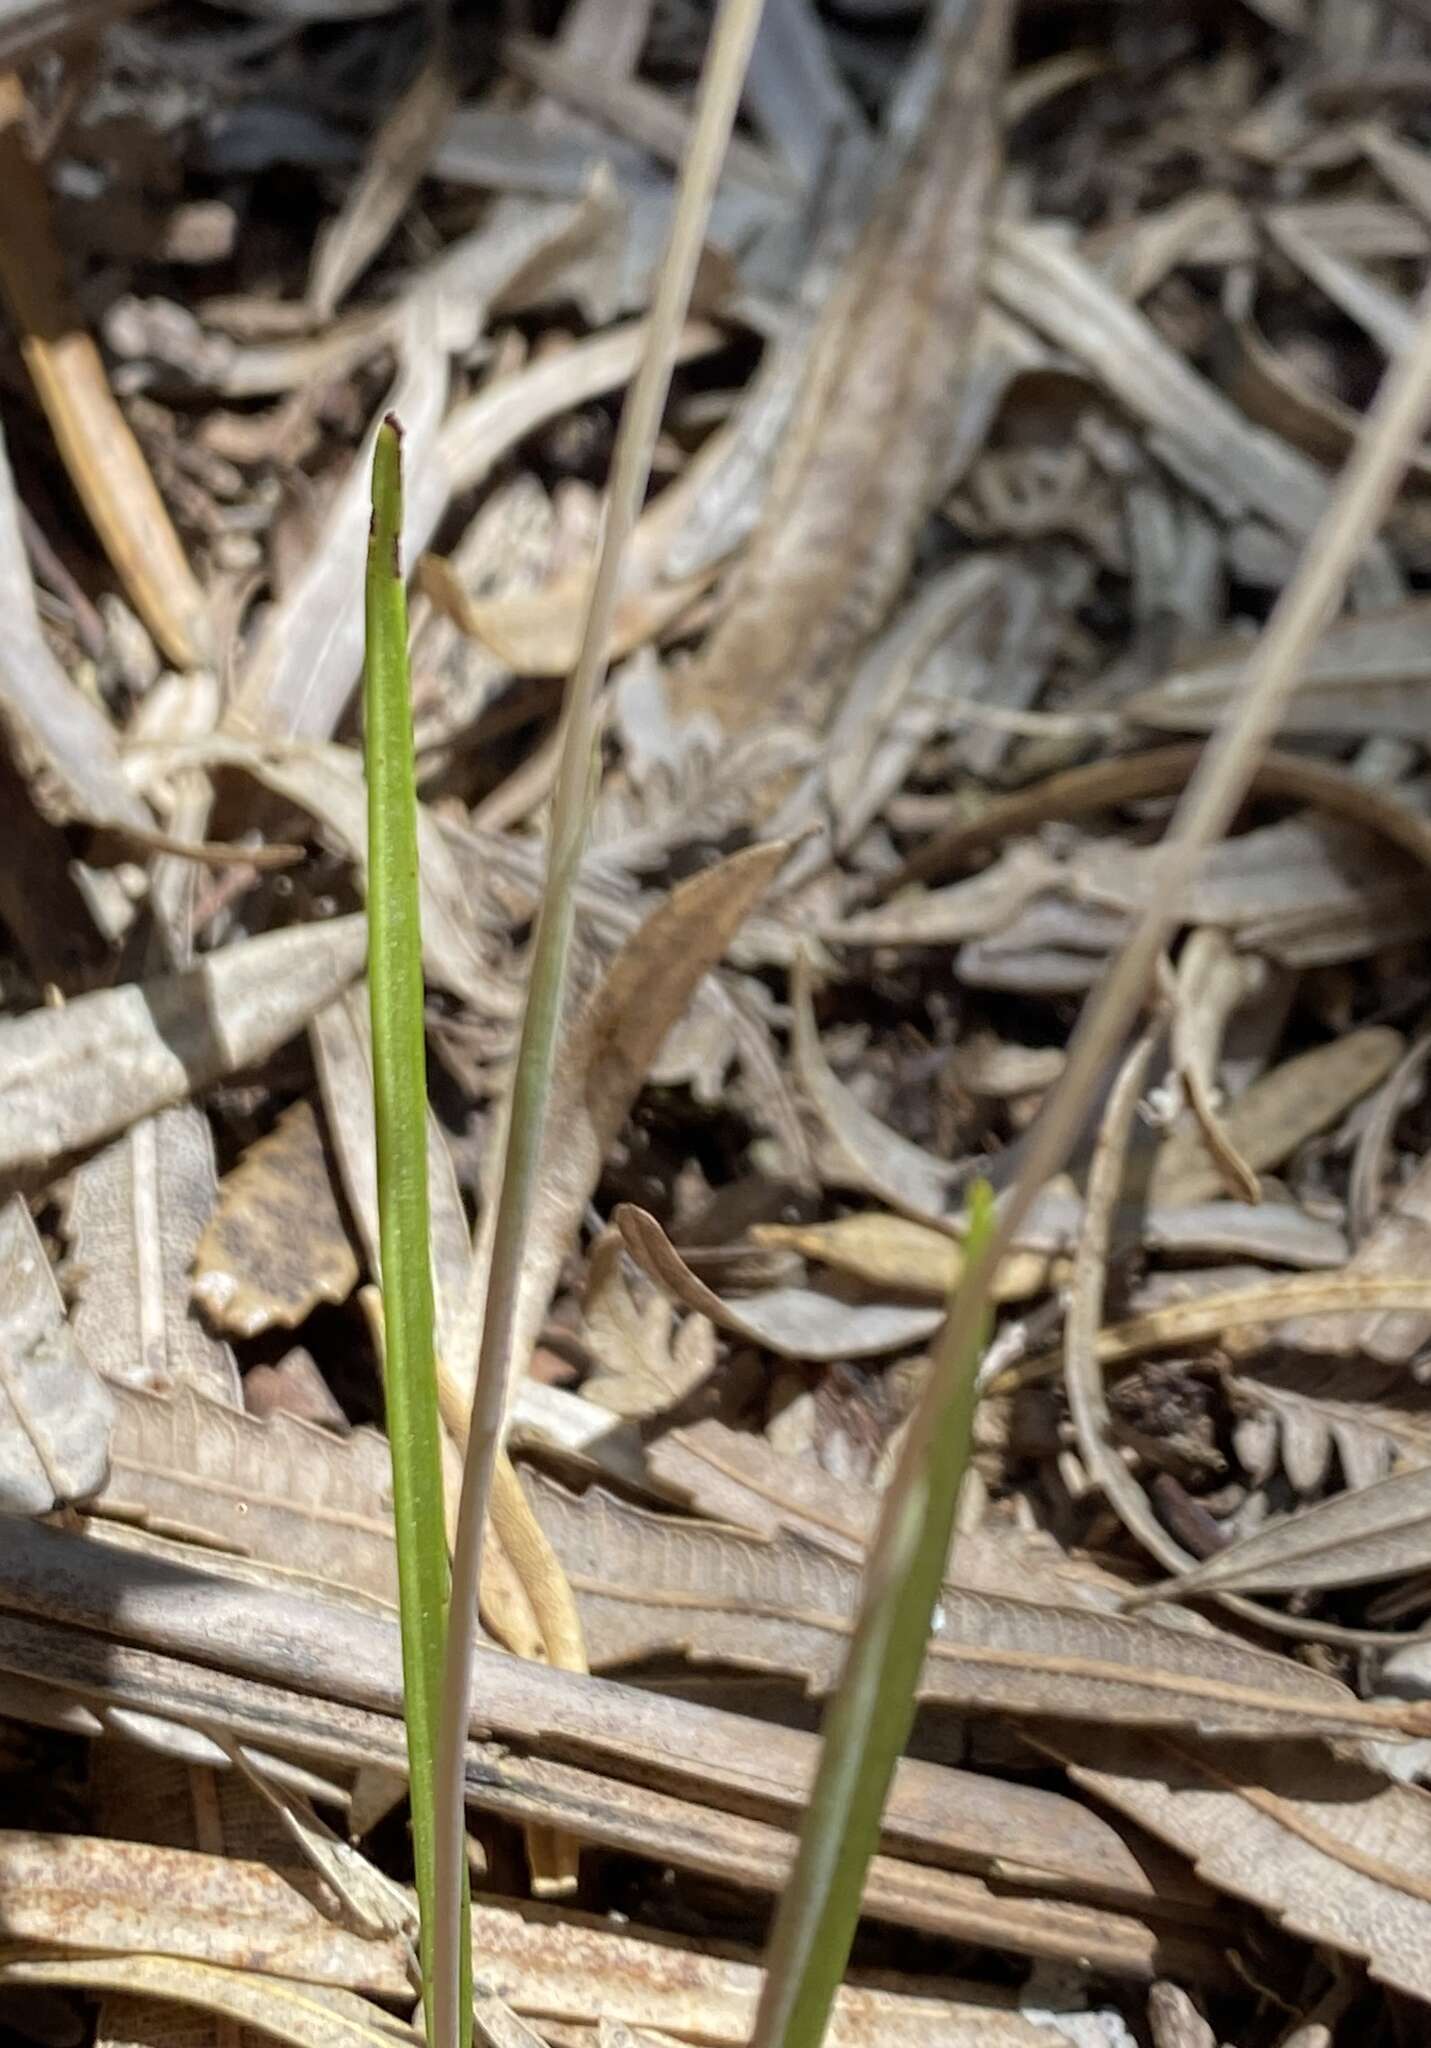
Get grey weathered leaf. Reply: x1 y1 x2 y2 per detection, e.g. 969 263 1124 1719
1231 1361 1431 1497
226 314 448 742
0 1518 1210 1981
616 1203 942 1361
580 1232 718 1421
1137 1462 1431 1603
1126 602 1431 738
310 989 641 1478
64 1105 239 1404
0 915 366 1175
0 1195 114 1513
671 0 1010 735
135 736 514 1015
0 415 151 833
989 221 1333 542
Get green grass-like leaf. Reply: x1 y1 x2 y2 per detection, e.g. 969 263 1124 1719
750 1181 997 2048
364 417 470 2036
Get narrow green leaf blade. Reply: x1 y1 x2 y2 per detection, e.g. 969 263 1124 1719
364 416 469 2037
751 1182 997 2048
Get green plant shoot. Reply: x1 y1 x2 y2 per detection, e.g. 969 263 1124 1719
364 416 470 2036
749 1181 998 2048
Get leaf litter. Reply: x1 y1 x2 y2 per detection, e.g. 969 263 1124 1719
10 3 1431 2044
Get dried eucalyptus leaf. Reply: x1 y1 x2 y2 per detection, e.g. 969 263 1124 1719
92 1384 397 1607
1127 602 1431 738
64 1105 240 1405
193 1100 360 1338
0 1195 114 1514
0 916 366 1175
526 1473 1420 1741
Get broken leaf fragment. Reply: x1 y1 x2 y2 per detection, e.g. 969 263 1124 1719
193 1100 360 1338
0 1195 115 1514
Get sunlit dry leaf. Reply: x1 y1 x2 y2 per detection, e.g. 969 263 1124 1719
1029 1275 1431 1379
0 1195 114 1514
449 842 788 1403
193 1101 360 1338
750 1212 1050 1302
1223 312 1431 485
0 1956 414 2048
64 1105 239 1405
308 56 458 319
0 1830 408 1992
1146 1982 1214 2048
672 0 1010 733
465 1896 1055 2047
617 1204 941 1361
0 74 210 669
827 841 1063 949
526 1472 1427 1741
1046 1727 1431 2005
1072 811 1415 934
1148 1026 1402 1206
505 31 795 204
580 1231 717 1421
438 320 721 505
90 1737 361 2048
1231 1360 1431 1496
227 1747 417 1944
0 915 366 1176
92 1384 397 1608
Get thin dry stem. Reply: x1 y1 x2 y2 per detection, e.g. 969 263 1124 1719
429 6 767 2046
